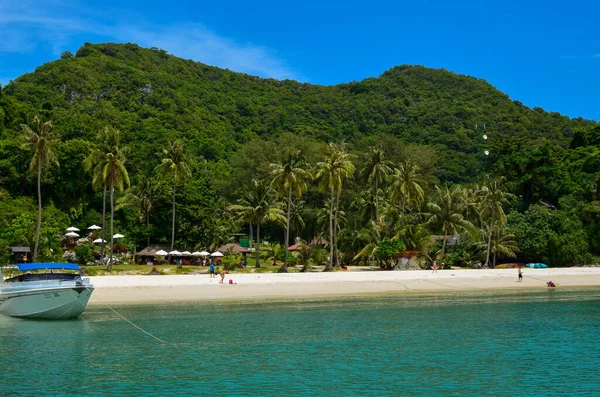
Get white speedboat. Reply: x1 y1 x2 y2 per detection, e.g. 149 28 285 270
0 263 94 319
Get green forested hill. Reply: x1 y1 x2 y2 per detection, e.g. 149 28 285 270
0 42 598 266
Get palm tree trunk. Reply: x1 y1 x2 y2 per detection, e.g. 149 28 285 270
401 198 406 226
249 222 254 248
146 211 150 247
440 230 448 265
485 209 495 268
33 161 42 262
171 174 178 267
255 223 261 268
100 186 107 263
374 173 378 220
280 188 292 272
334 187 341 267
326 188 334 271
109 179 114 271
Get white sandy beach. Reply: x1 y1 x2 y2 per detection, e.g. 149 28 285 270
88 267 600 304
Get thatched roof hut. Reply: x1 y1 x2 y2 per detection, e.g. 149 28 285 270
216 243 250 255
137 245 170 257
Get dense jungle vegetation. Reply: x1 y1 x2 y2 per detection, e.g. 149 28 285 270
0 42 598 269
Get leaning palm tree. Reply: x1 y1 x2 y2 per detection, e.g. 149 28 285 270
315 142 356 271
117 174 161 246
270 149 311 272
21 116 60 262
478 177 515 268
389 159 425 225
228 179 286 268
425 185 476 264
90 126 130 270
362 148 393 220
155 139 191 264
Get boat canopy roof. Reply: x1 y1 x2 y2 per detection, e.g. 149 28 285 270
14 263 80 272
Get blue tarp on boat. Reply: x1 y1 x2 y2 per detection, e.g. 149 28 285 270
15 263 80 271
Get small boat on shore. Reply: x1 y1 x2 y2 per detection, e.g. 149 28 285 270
496 263 521 269
526 263 548 269
0 263 94 319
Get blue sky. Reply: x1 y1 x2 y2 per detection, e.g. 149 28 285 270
1 0 598 121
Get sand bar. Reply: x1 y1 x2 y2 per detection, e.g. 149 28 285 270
88 267 600 304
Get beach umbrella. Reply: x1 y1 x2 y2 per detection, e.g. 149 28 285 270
169 250 182 256
211 251 224 257
191 251 202 256
93 238 107 244
199 250 210 256
65 231 80 237
181 251 192 256
155 250 169 256
88 224 102 230
113 234 125 239
66 226 80 232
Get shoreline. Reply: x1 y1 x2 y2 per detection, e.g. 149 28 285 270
87 267 600 304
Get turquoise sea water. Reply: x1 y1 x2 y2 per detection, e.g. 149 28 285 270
1 288 599 396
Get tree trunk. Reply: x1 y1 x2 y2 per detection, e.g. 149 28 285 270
100 186 107 263
249 222 254 248
400 198 406 226
374 172 378 220
279 188 292 273
484 208 495 268
108 178 114 271
33 161 42 262
255 223 261 268
440 230 448 265
146 211 150 247
325 187 334 271
334 187 341 267
172 174 179 268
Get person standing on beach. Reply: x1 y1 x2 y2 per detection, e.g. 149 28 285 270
518 267 523 282
432 261 438 273
209 262 215 278
219 269 228 284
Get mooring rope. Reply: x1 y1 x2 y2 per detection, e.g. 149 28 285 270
86 286 165 343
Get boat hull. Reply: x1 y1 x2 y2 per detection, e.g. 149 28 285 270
0 282 94 319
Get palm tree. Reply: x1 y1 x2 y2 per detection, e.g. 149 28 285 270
478 177 515 268
117 174 161 246
354 216 390 265
425 186 475 264
315 142 356 271
228 179 285 267
155 139 191 266
476 223 519 268
84 139 109 264
270 149 311 272
362 148 393 220
389 159 425 225
21 116 60 262
88 126 130 270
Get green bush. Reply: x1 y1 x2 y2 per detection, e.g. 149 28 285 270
74 243 95 265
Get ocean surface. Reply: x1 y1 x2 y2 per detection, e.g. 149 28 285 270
1 288 599 396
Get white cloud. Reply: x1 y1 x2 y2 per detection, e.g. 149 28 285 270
120 23 298 80
0 0 299 80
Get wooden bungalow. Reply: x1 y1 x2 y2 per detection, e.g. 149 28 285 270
10 247 30 263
